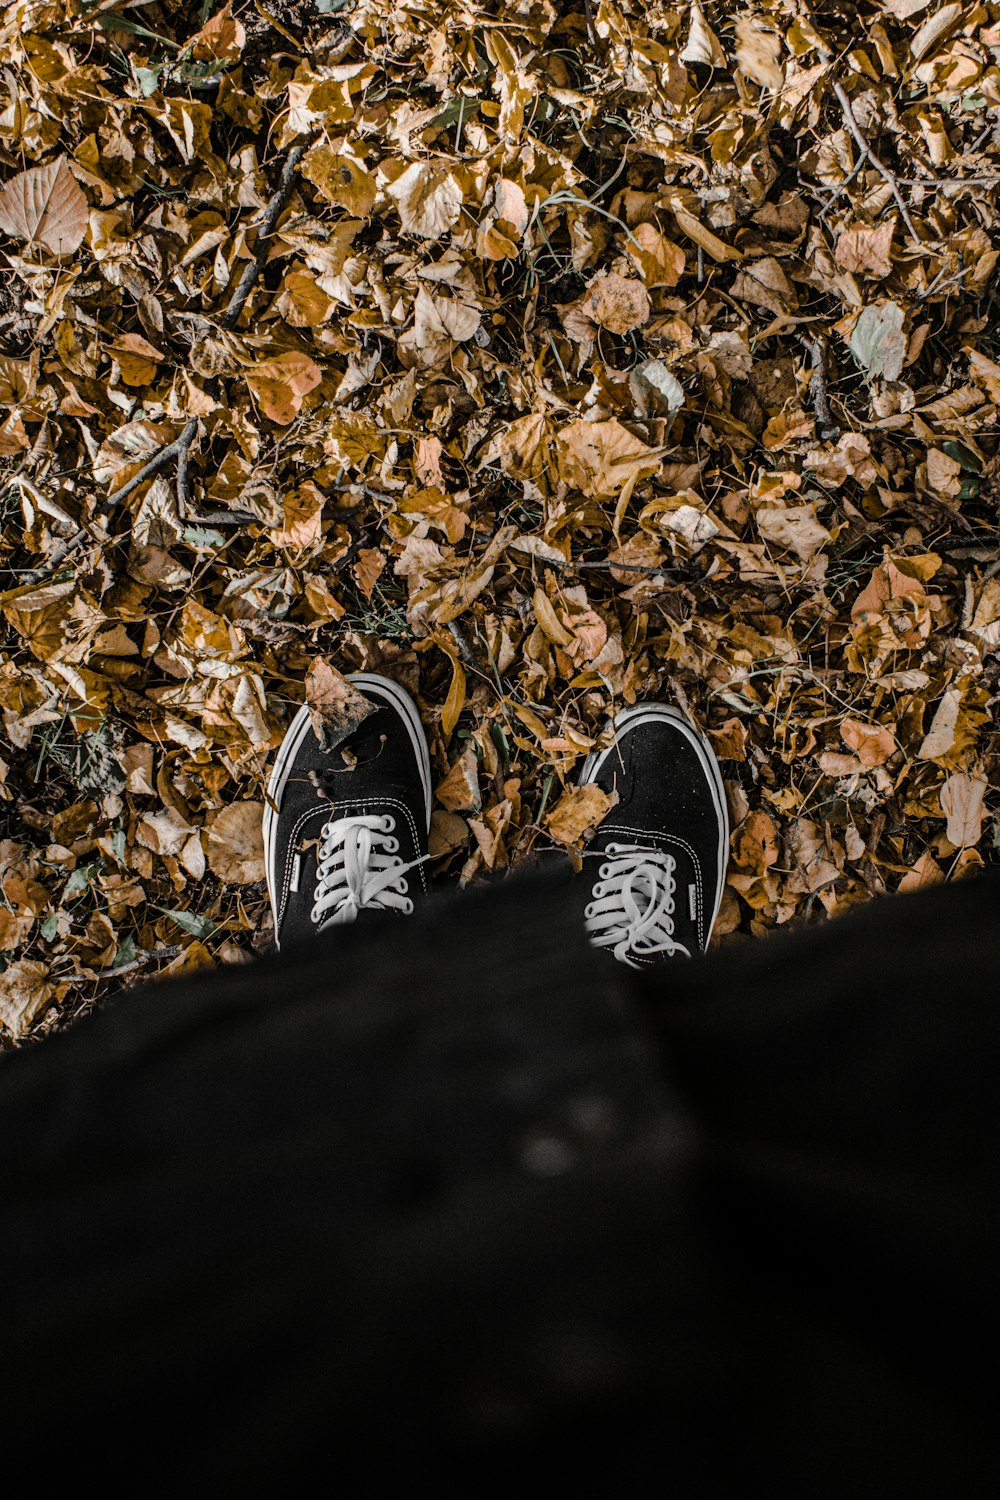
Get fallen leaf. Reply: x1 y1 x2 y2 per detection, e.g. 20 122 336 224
848 302 907 382
204 803 265 884
940 772 988 848
735 17 784 90
436 748 481 812
841 718 896 768
584 272 650 334
0 959 54 1038
387 162 463 239
544 782 617 847
304 658 376 750
245 351 322 424
0 157 88 256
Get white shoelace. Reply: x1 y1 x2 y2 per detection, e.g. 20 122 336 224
307 813 427 929
583 842 692 968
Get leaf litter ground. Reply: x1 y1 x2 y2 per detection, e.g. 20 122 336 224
1 0 1000 1040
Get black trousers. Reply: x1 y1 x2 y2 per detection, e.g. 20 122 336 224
1 871 996 1496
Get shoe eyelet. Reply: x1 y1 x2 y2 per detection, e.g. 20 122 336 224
383 836 399 853
599 863 611 879
380 814 395 832
584 903 595 919
403 898 413 914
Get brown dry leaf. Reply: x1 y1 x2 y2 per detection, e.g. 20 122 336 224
557 419 662 500
305 658 375 750
584 272 651 334
204 803 265 884
841 718 896 768
626 222 686 287
0 158 88 256
918 688 962 761
756 504 832 563
436 748 481 812
732 811 779 873
245 351 322 424
545 783 617 847
835 220 896 278
735 17 784 90
0 959 53 1039
387 162 463 239
940 772 988 848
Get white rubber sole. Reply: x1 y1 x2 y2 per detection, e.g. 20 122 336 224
578 703 730 941
262 672 433 929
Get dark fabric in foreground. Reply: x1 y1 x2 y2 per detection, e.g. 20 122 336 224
0 871 996 1495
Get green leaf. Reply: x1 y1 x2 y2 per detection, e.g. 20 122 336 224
941 440 982 473
113 933 138 968
97 14 179 47
848 302 906 383
135 66 164 97
182 525 227 549
156 906 217 939
40 913 58 942
64 864 95 897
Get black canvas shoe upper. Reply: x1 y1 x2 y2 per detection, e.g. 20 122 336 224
577 704 729 968
263 673 432 951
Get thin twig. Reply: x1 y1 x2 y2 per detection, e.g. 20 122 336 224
104 132 316 513
800 336 841 441
818 49 922 243
220 132 317 331
447 619 478 667
583 0 596 47
105 416 198 506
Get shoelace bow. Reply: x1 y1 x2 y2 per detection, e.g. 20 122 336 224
584 842 691 968
311 813 427 928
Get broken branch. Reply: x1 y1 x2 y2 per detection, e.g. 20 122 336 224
104 132 316 512
818 49 922 244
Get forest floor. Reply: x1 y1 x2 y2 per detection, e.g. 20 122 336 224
1 0 999 1039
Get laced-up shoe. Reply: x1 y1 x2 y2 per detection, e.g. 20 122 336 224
576 703 729 969
263 673 432 950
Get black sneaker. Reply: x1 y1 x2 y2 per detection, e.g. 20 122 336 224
263 673 432 950
576 704 729 968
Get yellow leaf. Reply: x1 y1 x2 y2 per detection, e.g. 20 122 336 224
626 223 686 287
532 587 574 646
302 146 376 215
544 782 617 847
668 203 742 262
277 270 334 327
442 658 466 741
